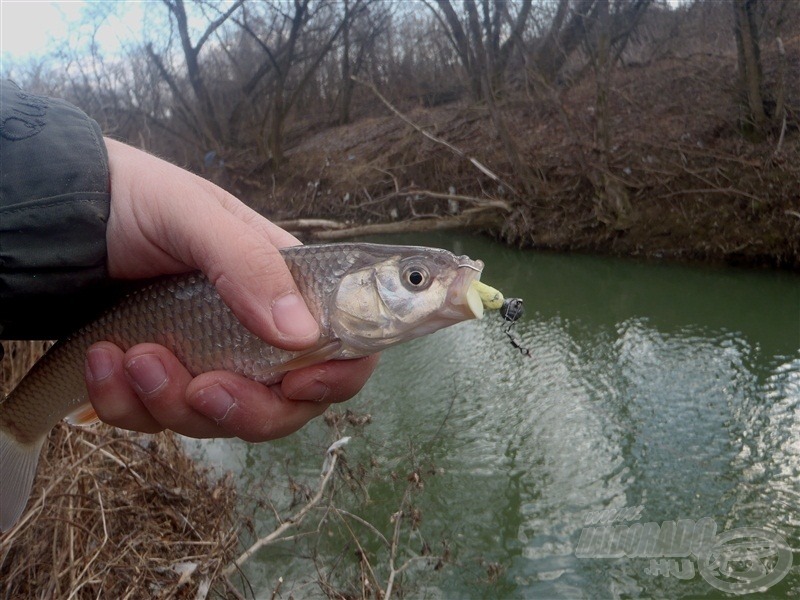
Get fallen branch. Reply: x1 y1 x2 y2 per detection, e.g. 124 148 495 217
274 218 350 232
310 207 506 241
337 187 511 215
658 186 765 203
351 76 518 196
395 189 510 211
222 437 350 577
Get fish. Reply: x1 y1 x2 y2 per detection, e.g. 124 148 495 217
0 242 490 531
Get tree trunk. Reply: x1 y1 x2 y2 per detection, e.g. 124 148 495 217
592 0 630 228
267 94 286 166
433 0 481 98
464 0 536 197
732 0 767 134
535 0 597 83
339 0 353 125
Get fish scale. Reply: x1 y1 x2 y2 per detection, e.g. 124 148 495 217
0 242 489 532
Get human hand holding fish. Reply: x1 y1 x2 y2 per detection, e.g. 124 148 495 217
0 139 509 532
91 138 378 441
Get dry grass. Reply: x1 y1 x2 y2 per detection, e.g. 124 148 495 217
1 341 242 599
241 39 800 269
1 340 53 395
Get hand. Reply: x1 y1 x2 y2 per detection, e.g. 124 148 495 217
83 138 378 441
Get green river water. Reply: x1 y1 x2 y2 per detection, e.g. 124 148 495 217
188 233 800 599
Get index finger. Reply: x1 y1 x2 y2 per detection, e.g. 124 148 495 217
187 372 330 442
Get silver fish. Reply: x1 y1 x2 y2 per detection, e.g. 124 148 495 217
0 243 487 531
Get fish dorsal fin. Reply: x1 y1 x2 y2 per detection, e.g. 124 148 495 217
65 403 100 426
272 340 343 375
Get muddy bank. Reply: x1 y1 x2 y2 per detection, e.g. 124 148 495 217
225 49 799 270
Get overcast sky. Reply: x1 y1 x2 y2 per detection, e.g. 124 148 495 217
0 1 146 69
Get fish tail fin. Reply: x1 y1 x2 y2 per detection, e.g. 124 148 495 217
0 429 45 532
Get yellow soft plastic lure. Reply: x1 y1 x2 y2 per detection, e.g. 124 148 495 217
471 280 504 310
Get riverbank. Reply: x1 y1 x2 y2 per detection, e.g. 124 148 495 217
0 342 239 598
225 47 799 270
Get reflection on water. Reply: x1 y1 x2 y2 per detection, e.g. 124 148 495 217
187 233 800 598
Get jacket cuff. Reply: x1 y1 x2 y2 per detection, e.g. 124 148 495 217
0 80 112 339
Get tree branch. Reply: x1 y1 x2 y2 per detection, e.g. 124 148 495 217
351 76 515 193
221 438 349 577
195 0 245 52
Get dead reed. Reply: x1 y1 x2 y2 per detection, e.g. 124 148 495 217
1 341 241 599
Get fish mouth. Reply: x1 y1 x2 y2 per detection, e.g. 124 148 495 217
448 258 486 320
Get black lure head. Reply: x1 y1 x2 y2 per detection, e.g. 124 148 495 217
500 298 524 322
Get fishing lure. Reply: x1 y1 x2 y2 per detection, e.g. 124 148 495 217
471 282 528 355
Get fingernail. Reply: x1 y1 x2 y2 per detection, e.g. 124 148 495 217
272 293 319 340
191 384 235 422
288 380 330 402
126 354 168 395
86 348 113 382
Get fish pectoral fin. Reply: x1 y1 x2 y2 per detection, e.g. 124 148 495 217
273 340 343 374
0 430 45 532
65 402 100 426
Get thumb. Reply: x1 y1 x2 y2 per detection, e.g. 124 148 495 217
104 138 319 350
203 213 320 350
187 208 321 350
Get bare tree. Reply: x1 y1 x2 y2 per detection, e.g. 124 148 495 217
228 1 353 164
338 0 391 124
528 0 651 85
138 0 359 165
588 0 632 227
146 0 244 147
426 0 533 99
732 0 767 134
532 0 596 83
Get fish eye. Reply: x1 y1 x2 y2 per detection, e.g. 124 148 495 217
401 264 430 290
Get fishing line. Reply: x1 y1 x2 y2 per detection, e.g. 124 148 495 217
499 298 531 356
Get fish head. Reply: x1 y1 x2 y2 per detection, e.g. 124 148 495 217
330 246 485 354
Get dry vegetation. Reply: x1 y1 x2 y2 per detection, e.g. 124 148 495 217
1 344 445 598
5 0 798 268
1 342 240 598
270 40 800 267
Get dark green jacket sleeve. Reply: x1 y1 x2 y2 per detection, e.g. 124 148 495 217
0 80 112 339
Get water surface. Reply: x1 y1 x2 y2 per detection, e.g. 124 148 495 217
188 233 799 598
